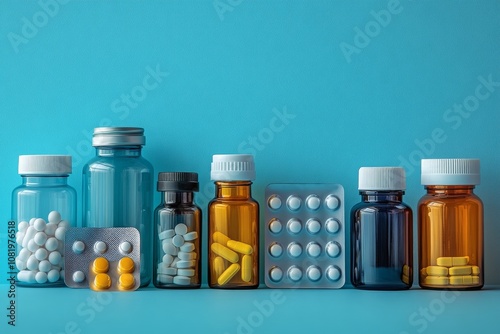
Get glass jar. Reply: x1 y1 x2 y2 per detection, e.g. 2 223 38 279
82 127 153 287
153 172 202 288
418 159 483 290
351 167 413 290
208 154 259 289
12 155 76 287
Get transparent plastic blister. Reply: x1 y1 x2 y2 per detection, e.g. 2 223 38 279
264 184 345 288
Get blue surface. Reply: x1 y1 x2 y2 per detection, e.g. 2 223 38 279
1 0 500 332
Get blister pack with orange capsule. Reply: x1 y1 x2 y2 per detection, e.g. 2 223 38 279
64 227 141 291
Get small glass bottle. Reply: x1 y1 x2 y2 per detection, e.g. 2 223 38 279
351 167 413 290
153 172 202 288
208 154 259 289
12 155 76 287
418 159 483 290
82 127 154 287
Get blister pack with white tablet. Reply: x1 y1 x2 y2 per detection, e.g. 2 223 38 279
264 184 345 288
64 227 141 291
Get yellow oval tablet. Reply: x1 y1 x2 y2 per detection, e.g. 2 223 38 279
118 257 135 274
119 273 135 290
93 257 109 274
94 273 111 290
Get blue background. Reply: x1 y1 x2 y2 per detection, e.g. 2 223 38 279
1 0 499 333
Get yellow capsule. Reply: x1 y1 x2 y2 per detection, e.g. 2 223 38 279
213 231 230 246
118 273 135 290
217 263 240 286
227 240 253 255
424 276 449 286
436 257 452 267
449 266 472 276
118 257 135 274
93 273 111 290
93 257 109 274
241 254 252 282
401 274 410 285
472 266 480 275
472 276 480 284
211 242 239 263
426 266 448 276
214 256 226 278
402 264 410 277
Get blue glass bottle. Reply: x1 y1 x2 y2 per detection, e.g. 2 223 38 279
351 167 413 290
82 127 153 287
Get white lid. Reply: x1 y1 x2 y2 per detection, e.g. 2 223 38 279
421 159 480 185
210 154 255 181
18 155 72 175
358 167 406 190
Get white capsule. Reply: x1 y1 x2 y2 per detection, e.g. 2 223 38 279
17 270 36 283
174 223 188 236
173 276 191 285
15 259 27 270
26 255 39 271
35 271 48 284
17 248 31 262
47 269 60 283
34 232 48 246
172 235 185 247
177 269 195 277
162 254 174 265
183 231 198 241
45 237 58 252
35 248 48 261
39 260 51 272
159 229 175 240
27 239 39 252
44 223 57 237
180 242 195 252
18 221 29 233
48 251 62 265
157 274 173 284
54 227 67 241
33 218 47 232
22 226 36 248
178 251 196 261
48 211 61 224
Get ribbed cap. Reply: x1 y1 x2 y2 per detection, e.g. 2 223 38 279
157 172 199 192
210 154 255 181
421 159 480 185
18 155 72 175
92 127 145 147
358 167 406 190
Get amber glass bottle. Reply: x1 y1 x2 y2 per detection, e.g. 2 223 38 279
208 154 259 289
418 159 483 290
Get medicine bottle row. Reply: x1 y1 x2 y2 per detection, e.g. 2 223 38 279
11 127 483 291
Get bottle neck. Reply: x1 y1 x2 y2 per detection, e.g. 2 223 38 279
360 190 404 202
425 185 475 195
215 181 252 199
22 176 68 186
96 146 142 157
162 192 194 205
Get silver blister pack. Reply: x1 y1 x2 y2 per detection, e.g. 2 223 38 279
64 227 141 291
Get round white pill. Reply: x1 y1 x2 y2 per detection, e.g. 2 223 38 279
325 195 340 210
286 195 301 211
306 195 321 210
35 248 48 261
18 248 31 262
18 270 36 283
47 269 60 283
35 271 48 284
22 226 36 248
158 267 177 275
33 218 47 232
44 223 57 237
39 260 51 272
26 255 39 271
119 241 133 254
45 237 58 252
269 219 282 234
307 266 322 281
18 221 29 233
326 266 341 282
159 229 175 240
72 241 85 254
58 220 70 229
29 218 36 226
173 276 191 285
325 218 340 234
180 242 195 252
48 211 61 224
269 243 283 258
177 269 195 277
162 242 178 256
157 274 173 284
73 271 85 283
54 227 67 241
269 267 283 282
306 242 322 258
34 232 48 246
16 259 27 270
172 235 185 247
183 231 198 241
306 219 321 234
287 218 302 234
174 224 188 236
48 251 62 265
27 239 39 252
162 254 174 265
178 251 195 261
287 242 302 258
268 196 282 210
326 241 341 258
94 241 107 254
176 260 195 269
287 266 303 282
15 232 25 245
